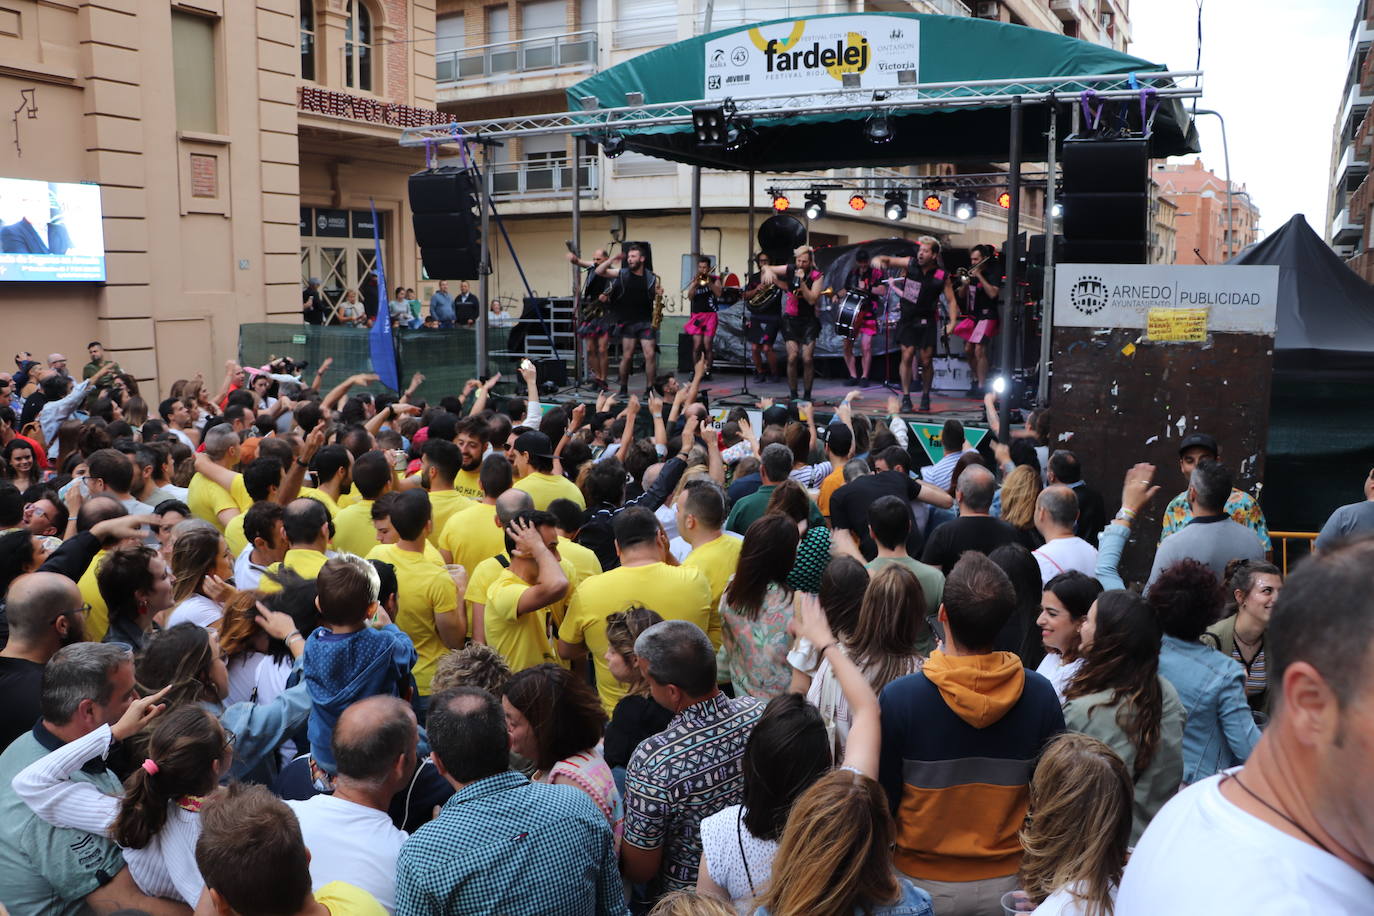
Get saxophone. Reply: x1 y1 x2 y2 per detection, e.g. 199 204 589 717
652 285 665 329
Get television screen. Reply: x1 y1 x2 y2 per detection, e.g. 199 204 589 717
0 177 106 281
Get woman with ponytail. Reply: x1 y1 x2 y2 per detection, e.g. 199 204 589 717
11 698 231 906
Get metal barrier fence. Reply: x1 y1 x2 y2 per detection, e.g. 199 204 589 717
1269 531 1318 576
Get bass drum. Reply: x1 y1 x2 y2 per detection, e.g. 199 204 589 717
833 292 869 339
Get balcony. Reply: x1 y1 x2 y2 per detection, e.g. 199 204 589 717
490 156 599 199
1331 206 1363 245
1050 0 1085 23
915 0 973 16
435 30 597 88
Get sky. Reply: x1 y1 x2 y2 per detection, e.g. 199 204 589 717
1129 0 1354 235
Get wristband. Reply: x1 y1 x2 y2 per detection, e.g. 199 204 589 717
285 630 303 644
1115 507 1137 522
295 458 310 468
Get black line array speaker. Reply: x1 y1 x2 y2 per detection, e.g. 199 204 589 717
409 167 482 280
1061 138 1149 264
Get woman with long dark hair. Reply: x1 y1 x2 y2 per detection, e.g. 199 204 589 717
165 524 234 629
763 479 831 595
2 438 40 490
988 544 1046 668
1034 570 1103 702
1064 590 1185 844
720 513 800 699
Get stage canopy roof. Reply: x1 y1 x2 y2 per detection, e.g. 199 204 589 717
560 12 1200 171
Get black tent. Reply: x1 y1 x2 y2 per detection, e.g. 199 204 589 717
1228 214 1374 531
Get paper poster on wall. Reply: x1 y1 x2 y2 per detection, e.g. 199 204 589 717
1146 308 1208 342
704 16 919 100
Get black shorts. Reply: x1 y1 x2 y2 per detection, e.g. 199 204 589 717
781 316 822 345
745 314 780 345
897 319 938 351
614 320 657 341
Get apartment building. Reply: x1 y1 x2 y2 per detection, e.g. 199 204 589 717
1154 158 1260 266
432 0 1129 312
1149 176 1178 264
1335 1 1374 281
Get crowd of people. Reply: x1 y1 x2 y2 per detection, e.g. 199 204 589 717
0 341 1371 916
303 277 519 331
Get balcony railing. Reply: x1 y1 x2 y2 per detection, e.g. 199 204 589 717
490 156 599 198
918 0 972 16
436 30 597 85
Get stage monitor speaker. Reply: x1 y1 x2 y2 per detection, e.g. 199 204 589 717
418 247 480 280
620 240 654 272
535 357 567 389
410 168 482 278
1060 137 1149 265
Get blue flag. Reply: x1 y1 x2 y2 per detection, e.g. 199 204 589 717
367 200 400 392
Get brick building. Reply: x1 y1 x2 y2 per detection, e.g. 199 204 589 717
1154 158 1260 266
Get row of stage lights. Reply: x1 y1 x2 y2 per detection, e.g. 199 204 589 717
773 188 1026 222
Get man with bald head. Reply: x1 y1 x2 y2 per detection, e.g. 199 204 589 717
0 572 88 748
287 695 417 911
1030 484 1098 584
261 496 334 592
921 464 1021 574
463 487 544 643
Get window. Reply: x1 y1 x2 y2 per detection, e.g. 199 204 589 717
300 0 316 81
171 11 217 133
436 12 465 82
345 0 374 92
614 0 674 48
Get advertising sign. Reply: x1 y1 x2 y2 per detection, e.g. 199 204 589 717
1054 264 1279 336
704 15 919 99
0 177 106 282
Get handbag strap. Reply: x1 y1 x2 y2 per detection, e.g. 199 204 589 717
737 807 756 897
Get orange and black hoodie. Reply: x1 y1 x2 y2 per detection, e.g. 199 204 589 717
877 650 1065 882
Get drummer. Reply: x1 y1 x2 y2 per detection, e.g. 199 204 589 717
834 248 887 388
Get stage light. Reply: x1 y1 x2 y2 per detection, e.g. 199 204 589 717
922 193 943 213
848 193 867 211
992 375 1008 395
953 190 977 221
997 191 1012 209
884 190 907 221
804 191 827 221
692 105 727 147
724 115 755 151
1051 202 1063 219
772 194 791 212
864 112 894 144
600 133 626 158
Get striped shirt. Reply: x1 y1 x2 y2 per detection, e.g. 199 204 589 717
1230 641 1268 700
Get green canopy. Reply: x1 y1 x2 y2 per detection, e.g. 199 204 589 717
566 12 1198 170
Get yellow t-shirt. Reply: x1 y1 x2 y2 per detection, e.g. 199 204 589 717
259 548 329 593
382 544 459 696
224 512 249 556
467 552 579 636
187 473 238 531
299 486 339 517
79 549 110 643
315 881 388 916
452 467 484 500
332 499 377 558
484 568 559 673
439 503 503 576
683 534 743 615
559 562 714 715
367 540 444 569
513 471 585 511
427 489 473 551
337 483 363 509
556 536 602 588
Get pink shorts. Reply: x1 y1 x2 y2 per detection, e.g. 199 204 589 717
953 318 1000 344
685 312 718 337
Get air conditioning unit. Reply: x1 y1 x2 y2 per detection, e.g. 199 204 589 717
975 1 999 18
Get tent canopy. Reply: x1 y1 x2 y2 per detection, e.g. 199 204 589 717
1227 213 1374 357
566 12 1199 171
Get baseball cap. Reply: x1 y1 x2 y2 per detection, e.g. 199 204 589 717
513 430 554 460
1178 433 1218 457
48 353 66 364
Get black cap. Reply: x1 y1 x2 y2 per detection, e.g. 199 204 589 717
1178 433 1218 457
761 404 791 428
513 430 555 460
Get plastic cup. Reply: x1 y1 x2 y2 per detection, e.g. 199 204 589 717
1001 890 1035 915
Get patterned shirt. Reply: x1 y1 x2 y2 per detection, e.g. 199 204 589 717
720 581 796 700
394 770 628 916
623 691 764 897
1159 487 1270 551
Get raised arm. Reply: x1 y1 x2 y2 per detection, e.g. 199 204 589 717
467 373 501 417
310 356 333 392
616 395 641 459
322 373 377 413
593 253 622 279
794 593 880 777
278 421 326 504
509 519 570 614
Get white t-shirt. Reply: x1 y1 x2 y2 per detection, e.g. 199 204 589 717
165 594 222 629
234 543 269 591
1032 536 1099 585
1036 653 1083 704
1032 882 1116 915
699 803 779 912
286 795 408 913
1117 770 1371 915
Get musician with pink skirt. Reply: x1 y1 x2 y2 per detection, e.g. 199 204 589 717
950 243 1002 397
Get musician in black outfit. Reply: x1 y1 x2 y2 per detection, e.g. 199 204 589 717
683 256 723 380
953 243 1002 396
566 247 612 389
760 244 824 401
874 236 958 413
834 248 888 388
741 252 781 383
594 242 662 396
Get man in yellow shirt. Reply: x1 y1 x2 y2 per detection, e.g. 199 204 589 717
462 488 534 642
187 425 245 531
369 493 446 566
301 444 351 517
483 510 570 673
224 458 282 556
370 489 466 700
677 479 741 615
418 440 472 552
547 497 604 588
74 495 135 643
439 453 511 571
331 451 392 557
260 497 333 592
558 507 715 715
510 431 584 511
451 415 488 499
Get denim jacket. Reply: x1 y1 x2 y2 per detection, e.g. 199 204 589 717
1158 635 1261 785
